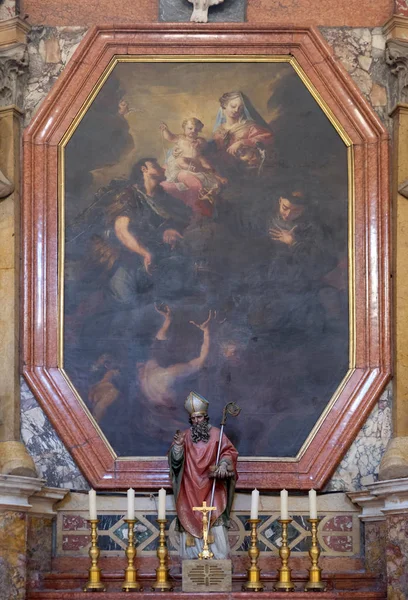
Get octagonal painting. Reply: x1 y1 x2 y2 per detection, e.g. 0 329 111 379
62 57 350 459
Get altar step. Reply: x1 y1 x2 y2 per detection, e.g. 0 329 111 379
28 571 385 599
28 592 387 600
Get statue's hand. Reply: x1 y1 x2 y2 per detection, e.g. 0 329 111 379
209 462 233 479
173 430 186 446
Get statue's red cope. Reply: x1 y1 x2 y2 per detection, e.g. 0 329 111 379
175 426 238 538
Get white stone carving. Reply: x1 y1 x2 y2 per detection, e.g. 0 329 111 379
188 0 225 23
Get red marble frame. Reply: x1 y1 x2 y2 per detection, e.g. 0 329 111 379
22 24 391 490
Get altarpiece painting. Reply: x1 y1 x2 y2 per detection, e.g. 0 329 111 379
23 27 390 489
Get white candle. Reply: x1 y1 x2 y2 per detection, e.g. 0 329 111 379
89 489 97 520
280 489 289 520
127 488 135 520
309 489 317 520
250 489 259 520
158 488 166 520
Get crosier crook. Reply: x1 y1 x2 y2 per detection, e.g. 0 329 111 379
207 401 241 534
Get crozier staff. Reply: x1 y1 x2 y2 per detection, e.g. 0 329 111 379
168 392 238 559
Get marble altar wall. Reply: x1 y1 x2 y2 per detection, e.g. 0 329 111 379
11 2 398 595
55 492 361 561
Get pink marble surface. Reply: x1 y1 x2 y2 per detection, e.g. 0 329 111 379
27 516 53 591
386 515 408 599
365 521 386 578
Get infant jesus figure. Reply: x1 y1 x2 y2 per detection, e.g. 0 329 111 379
160 117 226 217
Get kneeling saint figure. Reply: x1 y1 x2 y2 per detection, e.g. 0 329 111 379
169 392 238 559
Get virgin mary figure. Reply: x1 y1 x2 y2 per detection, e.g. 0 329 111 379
212 91 273 170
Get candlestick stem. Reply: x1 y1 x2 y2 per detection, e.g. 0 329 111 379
84 519 105 592
122 519 142 592
242 518 264 591
274 518 295 592
305 518 326 592
151 519 173 592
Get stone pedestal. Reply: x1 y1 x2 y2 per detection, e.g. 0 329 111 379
182 559 232 592
0 475 69 600
350 477 408 599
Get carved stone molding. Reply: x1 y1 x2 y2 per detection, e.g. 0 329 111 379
0 473 44 511
350 476 408 518
0 16 30 48
0 42 28 109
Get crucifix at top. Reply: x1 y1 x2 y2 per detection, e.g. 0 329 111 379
188 0 225 23
159 0 246 24
193 501 216 559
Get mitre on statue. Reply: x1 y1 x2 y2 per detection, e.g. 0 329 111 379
184 391 209 416
187 0 225 23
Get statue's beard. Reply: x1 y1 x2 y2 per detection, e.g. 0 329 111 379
191 421 210 444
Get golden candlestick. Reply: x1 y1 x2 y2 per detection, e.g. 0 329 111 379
193 501 216 560
84 519 106 592
122 519 142 592
151 519 173 592
274 518 295 592
305 518 326 592
242 518 264 592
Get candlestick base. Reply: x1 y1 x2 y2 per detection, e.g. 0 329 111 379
274 519 295 592
304 578 326 592
151 519 173 592
304 518 326 592
84 519 106 592
122 519 142 592
242 519 264 592
84 581 106 592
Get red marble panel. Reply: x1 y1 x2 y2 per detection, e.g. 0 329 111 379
23 25 391 491
322 535 353 553
62 535 90 551
395 0 408 17
62 516 88 531
323 516 353 532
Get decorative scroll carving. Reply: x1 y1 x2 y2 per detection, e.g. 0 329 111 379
386 39 408 103
0 42 28 109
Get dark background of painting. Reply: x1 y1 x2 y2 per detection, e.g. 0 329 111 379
63 61 349 458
